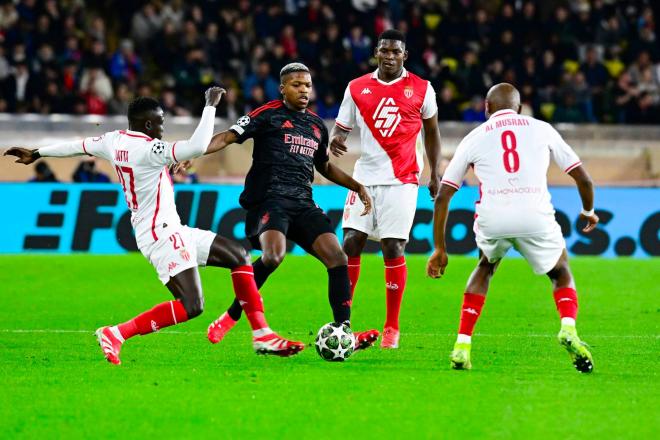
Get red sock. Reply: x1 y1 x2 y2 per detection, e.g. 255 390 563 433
117 300 188 339
553 287 578 320
231 266 269 331
347 256 361 299
458 293 486 336
384 256 407 330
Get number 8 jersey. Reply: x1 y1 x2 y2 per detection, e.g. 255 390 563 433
441 109 582 239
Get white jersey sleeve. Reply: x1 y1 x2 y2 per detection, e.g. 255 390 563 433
547 124 581 173
38 133 114 160
335 85 357 132
421 82 438 119
152 106 217 166
441 136 473 190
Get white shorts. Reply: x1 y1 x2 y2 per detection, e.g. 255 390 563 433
139 225 217 284
342 184 418 241
476 226 566 275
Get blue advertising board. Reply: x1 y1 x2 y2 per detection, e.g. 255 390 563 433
1 183 658 257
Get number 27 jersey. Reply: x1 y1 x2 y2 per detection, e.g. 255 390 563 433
441 110 582 239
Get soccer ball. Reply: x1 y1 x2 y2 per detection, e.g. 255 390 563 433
315 322 355 362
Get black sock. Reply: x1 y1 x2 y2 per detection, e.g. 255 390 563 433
328 265 351 324
227 257 275 321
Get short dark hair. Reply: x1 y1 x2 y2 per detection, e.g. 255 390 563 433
280 62 310 81
378 29 406 44
127 96 160 121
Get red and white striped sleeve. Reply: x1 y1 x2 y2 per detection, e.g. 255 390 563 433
335 85 356 132
548 125 581 173
441 139 471 190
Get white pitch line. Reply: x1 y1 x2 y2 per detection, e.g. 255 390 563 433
0 329 657 339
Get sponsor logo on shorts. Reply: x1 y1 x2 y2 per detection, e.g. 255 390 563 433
261 212 270 224
168 261 178 272
343 208 350 221
180 249 191 262
151 320 159 332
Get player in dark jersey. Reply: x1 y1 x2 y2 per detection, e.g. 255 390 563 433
193 63 380 350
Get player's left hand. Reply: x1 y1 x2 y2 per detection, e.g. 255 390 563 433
580 212 599 233
171 160 193 175
428 174 441 200
357 185 372 216
205 87 226 107
4 147 37 165
426 248 448 278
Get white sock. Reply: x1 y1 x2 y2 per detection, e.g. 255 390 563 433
561 317 576 327
252 327 273 338
456 334 471 344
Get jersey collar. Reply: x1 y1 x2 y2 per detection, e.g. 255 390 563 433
488 109 518 119
371 67 408 85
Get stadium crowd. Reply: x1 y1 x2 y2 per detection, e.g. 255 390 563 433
0 0 658 124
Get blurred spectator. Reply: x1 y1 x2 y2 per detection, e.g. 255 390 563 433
29 161 58 183
462 96 487 122
0 0 657 124
316 92 339 119
437 86 461 121
72 157 110 183
108 82 132 115
110 40 142 84
5 61 37 112
243 61 279 102
161 88 191 116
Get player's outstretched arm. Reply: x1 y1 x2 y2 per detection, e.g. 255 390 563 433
316 162 372 215
204 130 239 155
422 114 442 199
427 184 457 278
568 165 599 233
329 125 350 157
170 87 225 162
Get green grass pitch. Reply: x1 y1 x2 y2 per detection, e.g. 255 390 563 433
1 254 658 439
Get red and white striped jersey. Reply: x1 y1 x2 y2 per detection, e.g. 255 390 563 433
38 106 216 248
335 68 437 186
441 109 582 239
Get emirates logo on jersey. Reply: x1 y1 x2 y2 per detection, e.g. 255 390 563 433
372 97 402 137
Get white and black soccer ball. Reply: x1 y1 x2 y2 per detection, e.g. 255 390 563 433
315 322 355 362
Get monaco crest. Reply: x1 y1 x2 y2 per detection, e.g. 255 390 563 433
404 86 414 98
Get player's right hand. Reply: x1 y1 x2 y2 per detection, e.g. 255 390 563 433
205 87 226 107
357 185 372 216
579 212 599 233
426 248 448 278
329 136 348 157
4 147 37 165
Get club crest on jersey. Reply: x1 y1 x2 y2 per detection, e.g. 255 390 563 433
312 124 321 139
237 115 251 126
152 141 165 154
404 86 414 99
372 97 402 137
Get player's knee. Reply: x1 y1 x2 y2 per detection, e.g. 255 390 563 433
181 294 204 319
326 249 348 268
261 250 285 268
476 257 497 278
